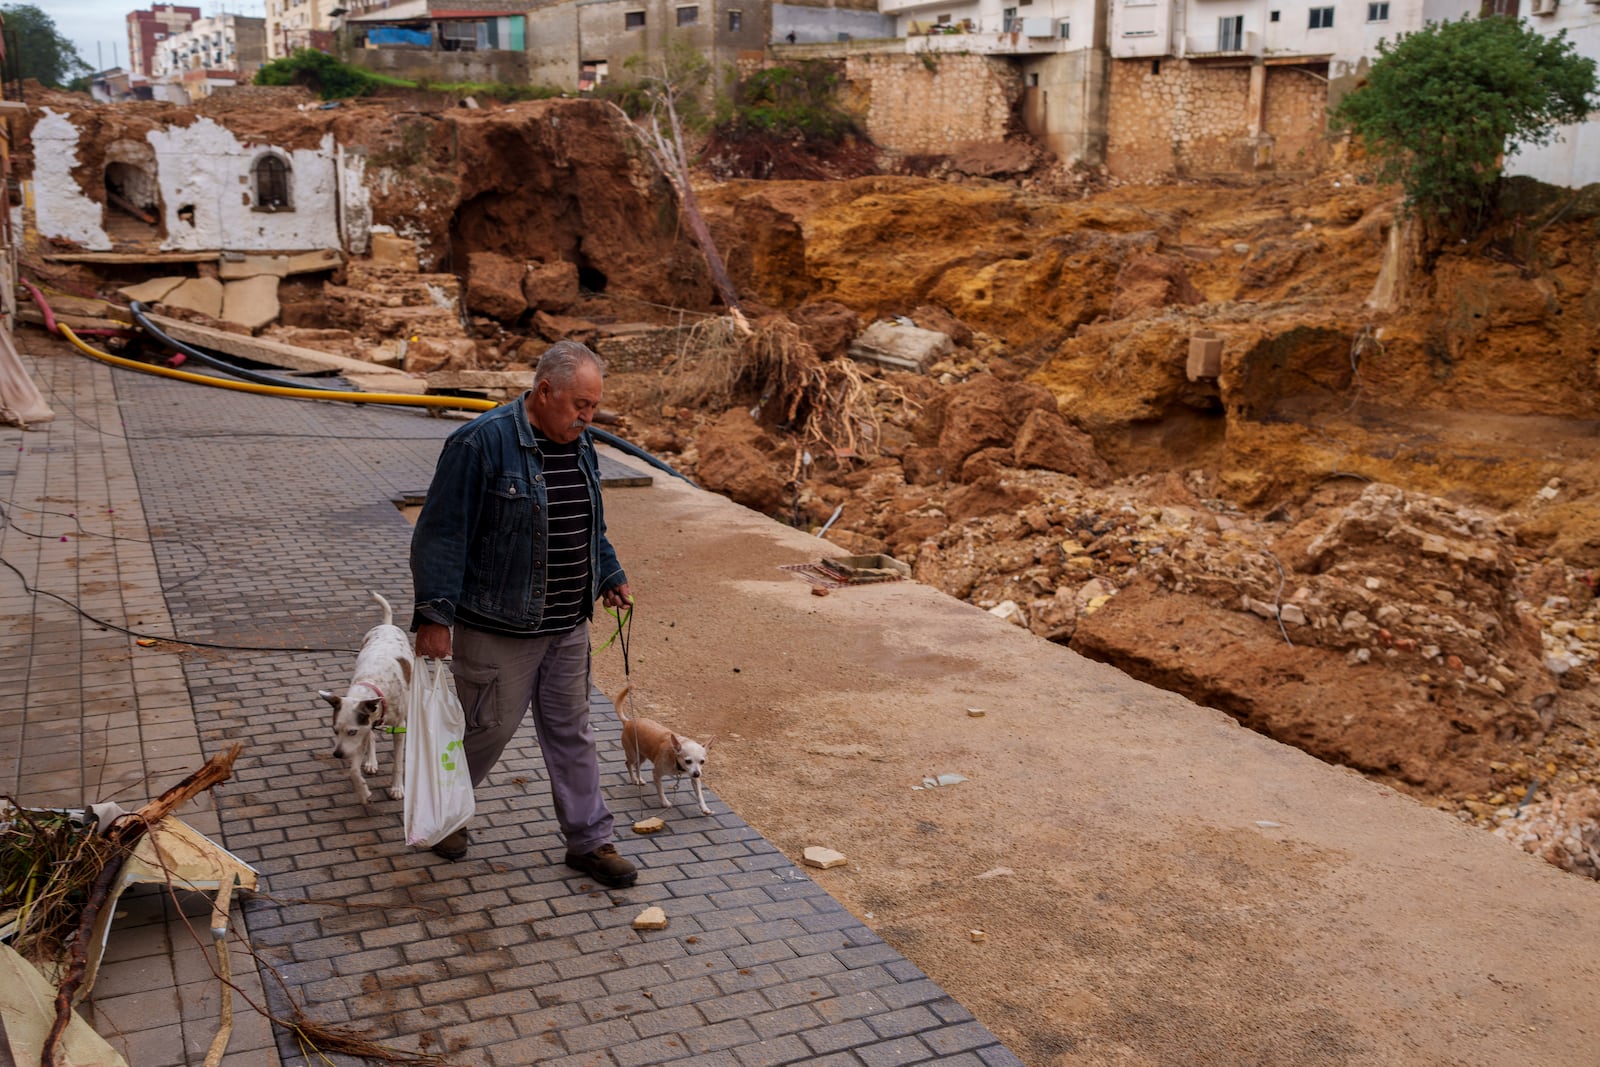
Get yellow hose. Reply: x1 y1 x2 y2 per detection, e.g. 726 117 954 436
57 323 498 414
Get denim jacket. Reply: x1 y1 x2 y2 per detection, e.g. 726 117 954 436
409 393 626 632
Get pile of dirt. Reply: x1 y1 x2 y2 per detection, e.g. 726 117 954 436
601 169 1600 869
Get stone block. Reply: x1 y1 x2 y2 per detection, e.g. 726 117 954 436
803 846 847 869
848 320 955 373
1187 330 1222 381
369 230 420 272
523 260 579 313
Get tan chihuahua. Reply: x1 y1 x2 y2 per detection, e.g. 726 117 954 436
611 686 714 816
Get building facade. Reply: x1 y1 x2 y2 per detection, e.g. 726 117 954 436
1500 0 1600 188
265 0 339 58
126 5 202 78
153 14 270 85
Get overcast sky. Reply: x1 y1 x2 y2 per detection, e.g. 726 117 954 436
23 0 266 75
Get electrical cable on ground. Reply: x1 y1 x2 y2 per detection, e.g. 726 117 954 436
0 553 360 654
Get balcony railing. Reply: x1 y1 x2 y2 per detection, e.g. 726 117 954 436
905 14 1065 40
1185 30 1261 55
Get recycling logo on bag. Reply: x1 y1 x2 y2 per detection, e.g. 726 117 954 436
440 739 463 772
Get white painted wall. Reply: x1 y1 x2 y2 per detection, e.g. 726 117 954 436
152 119 342 250
883 0 1095 53
30 112 111 250
1111 0 1427 63
1505 4 1600 188
27 109 374 253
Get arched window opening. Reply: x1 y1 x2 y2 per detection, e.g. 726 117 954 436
253 153 292 212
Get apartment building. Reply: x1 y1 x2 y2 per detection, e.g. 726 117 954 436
153 14 269 82
126 5 202 77
265 0 339 58
1498 0 1600 186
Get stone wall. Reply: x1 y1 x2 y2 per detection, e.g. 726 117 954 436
595 324 700 373
843 52 1022 158
1105 58 1329 181
348 46 531 86
1261 65 1333 175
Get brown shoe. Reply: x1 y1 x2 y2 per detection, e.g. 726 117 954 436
431 827 471 861
564 843 637 887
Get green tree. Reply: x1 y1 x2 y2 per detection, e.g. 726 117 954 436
1335 16 1598 238
254 49 379 99
1 3 89 87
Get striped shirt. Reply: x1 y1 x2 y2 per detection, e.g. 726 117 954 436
529 431 592 636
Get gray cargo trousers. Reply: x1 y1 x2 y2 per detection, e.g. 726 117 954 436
449 622 615 855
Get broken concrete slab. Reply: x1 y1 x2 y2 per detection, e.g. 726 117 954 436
285 249 342 275
145 312 419 384
632 906 668 930
221 275 281 331
848 320 954 373
118 276 187 304
162 277 226 319
632 817 666 833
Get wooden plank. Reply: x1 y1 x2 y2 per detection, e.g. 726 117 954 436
41 251 220 265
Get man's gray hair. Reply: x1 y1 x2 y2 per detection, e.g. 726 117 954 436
533 340 605 391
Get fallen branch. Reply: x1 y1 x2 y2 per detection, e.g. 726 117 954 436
41 743 242 1067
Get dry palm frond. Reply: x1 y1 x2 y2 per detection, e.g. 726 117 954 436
283 1010 451 1066
668 315 881 461
0 800 124 966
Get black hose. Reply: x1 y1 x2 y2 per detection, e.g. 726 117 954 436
130 299 697 485
591 426 698 486
129 300 344 391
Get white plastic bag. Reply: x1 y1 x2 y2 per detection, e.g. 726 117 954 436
403 657 474 847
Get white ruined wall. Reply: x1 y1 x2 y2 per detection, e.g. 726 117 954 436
30 111 112 249
151 118 342 251
26 108 372 253
337 144 372 255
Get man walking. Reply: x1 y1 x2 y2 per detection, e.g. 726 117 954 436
410 340 636 887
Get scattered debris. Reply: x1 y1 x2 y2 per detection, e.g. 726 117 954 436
632 817 666 834
803 846 848 869
969 929 988 943
1494 786 1600 880
967 707 986 718
633 906 669 930
782 553 911 589
917 773 969 789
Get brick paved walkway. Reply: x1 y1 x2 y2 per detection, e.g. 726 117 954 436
5 347 1020 1067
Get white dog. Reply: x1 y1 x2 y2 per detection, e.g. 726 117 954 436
611 686 714 816
320 592 414 806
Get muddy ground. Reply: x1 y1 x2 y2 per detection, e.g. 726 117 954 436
21 89 1600 1064
26 91 1600 864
